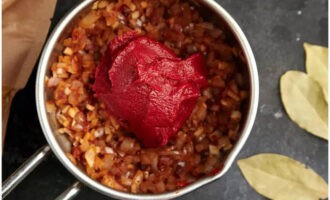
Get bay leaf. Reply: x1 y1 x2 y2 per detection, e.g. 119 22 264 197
237 154 328 200
280 70 328 140
304 43 328 102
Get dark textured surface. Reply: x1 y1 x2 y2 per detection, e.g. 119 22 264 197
2 0 328 199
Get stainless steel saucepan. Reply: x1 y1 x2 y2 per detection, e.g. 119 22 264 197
2 0 259 199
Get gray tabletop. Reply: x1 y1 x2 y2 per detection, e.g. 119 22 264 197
3 0 328 199
181 0 328 199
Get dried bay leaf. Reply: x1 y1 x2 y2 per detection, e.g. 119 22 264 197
304 43 328 102
237 154 328 200
280 71 328 140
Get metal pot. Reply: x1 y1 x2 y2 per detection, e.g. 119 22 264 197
3 0 258 199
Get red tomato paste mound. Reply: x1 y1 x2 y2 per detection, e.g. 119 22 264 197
93 31 207 147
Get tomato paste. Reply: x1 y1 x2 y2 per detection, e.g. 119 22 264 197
93 31 206 147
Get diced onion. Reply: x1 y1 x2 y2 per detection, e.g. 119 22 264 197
85 148 96 168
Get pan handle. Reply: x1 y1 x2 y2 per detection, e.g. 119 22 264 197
55 181 82 200
2 145 51 198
